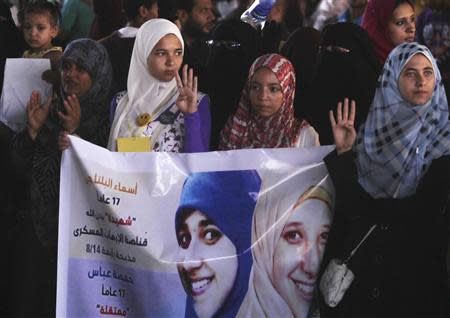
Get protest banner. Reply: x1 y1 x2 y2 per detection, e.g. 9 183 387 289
57 136 334 317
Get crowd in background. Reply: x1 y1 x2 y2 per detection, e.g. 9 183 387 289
1 0 450 317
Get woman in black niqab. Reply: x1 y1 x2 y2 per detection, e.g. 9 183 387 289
281 27 321 119
303 22 381 145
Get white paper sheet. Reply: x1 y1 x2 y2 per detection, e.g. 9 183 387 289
0 58 52 132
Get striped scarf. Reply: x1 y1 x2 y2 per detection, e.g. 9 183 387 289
219 53 308 149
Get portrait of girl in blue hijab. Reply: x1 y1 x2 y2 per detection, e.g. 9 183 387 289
174 170 261 318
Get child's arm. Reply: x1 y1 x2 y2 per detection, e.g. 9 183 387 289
44 50 63 69
42 49 62 85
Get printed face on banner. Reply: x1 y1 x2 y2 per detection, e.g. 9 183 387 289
176 210 238 318
57 136 335 317
272 197 332 317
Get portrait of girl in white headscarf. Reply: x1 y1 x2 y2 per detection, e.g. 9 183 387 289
237 169 334 318
108 18 211 153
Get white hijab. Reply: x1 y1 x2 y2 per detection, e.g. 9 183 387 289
237 166 334 317
108 19 184 150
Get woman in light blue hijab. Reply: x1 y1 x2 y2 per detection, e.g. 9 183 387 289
355 42 450 198
322 42 450 317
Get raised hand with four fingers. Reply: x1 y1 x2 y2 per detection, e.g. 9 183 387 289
175 64 198 114
329 98 357 155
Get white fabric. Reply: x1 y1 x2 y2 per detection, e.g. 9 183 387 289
295 126 321 148
117 26 139 38
237 168 333 317
108 19 184 151
312 0 349 30
217 0 238 19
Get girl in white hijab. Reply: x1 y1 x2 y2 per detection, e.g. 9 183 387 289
237 167 334 318
108 19 211 152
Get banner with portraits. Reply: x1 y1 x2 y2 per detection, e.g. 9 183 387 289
56 136 335 318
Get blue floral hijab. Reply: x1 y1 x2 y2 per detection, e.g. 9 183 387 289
175 170 261 318
356 42 450 198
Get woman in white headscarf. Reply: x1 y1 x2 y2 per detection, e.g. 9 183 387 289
237 167 334 318
108 19 211 152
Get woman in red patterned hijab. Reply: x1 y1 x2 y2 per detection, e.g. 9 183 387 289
362 0 416 64
219 53 319 150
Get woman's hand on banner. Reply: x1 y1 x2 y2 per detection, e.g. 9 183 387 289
329 98 356 155
58 131 70 151
58 131 80 151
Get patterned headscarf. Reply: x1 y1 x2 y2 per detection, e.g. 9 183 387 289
56 38 113 145
356 42 450 198
362 0 414 64
29 39 112 256
219 54 307 150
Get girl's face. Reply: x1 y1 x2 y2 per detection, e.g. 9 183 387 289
147 34 183 82
387 2 416 46
272 199 331 317
177 211 238 318
61 60 92 98
249 67 284 117
23 13 58 51
398 53 436 106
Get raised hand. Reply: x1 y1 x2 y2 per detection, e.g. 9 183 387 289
58 94 81 134
175 65 198 114
27 91 51 140
329 98 356 155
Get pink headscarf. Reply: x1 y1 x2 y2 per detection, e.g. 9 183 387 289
362 0 399 64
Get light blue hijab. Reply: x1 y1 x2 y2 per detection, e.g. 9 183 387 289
355 42 450 198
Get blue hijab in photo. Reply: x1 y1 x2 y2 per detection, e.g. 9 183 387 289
175 170 262 318
356 42 450 198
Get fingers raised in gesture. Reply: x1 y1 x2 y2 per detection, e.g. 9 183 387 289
329 98 357 155
175 64 198 114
